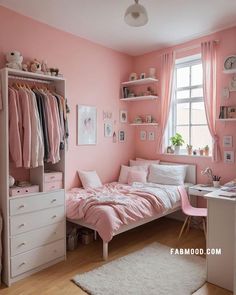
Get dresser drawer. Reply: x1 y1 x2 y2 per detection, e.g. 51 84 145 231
44 172 63 183
44 181 63 192
11 222 65 256
10 190 64 216
11 239 65 277
10 206 64 236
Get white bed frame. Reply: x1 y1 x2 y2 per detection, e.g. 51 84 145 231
67 162 196 260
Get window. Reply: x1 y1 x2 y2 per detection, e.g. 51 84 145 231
167 55 212 153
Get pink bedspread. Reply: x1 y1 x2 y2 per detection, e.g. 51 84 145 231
66 182 170 242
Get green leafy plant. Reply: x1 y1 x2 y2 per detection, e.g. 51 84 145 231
204 145 209 150
187 144 192 149
170 133 185 146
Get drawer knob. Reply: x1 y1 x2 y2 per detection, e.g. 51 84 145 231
18 242 26 247
51 199 57 203
19 204 25 209
19 262 26 267
52 215 57 219
53 249 57 253
53 231 57 235
19 223 25 228
50 176 56 179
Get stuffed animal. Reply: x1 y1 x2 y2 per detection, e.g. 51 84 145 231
5 51 23 70
41 60 51 75
30 59 43 74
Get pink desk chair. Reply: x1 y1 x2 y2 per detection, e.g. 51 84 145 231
178 186 207 239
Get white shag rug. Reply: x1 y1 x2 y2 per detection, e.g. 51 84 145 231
73 242 206 295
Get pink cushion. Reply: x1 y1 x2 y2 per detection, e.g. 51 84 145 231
128 170 147 185
118 165 147 184
78 170 102 189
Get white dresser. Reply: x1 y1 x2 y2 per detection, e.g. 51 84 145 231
9 190 66 282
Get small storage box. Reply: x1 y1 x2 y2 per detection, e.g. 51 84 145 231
44 171 63 192
44 172 63 183
9 185 39 197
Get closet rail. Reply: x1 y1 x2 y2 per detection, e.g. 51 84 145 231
8 75 53 84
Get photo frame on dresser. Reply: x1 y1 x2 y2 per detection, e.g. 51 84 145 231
77 105 97 145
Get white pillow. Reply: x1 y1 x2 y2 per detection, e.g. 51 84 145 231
118 165 147 184
78 170 102 189
148 164 186 186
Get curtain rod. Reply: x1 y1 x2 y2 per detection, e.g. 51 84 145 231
8 75 52 84
174 40 220 54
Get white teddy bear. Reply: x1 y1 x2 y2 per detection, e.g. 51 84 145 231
6 51 23 70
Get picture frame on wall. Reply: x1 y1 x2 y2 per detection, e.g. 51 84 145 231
77 105 97 145
119 130 126 142
145 115 152 123
104 122 113 137
140 130 147 141
223 135 233 148
120 110 128 123
224 151 234 163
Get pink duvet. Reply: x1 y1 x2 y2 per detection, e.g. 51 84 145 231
66 182 168 242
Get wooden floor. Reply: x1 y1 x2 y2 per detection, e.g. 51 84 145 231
0 217 232 295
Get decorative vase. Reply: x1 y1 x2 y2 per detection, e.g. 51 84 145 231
204 149 209 156
213 181 220 188
199 149 204 156
174 146 180 155
187 148 192 155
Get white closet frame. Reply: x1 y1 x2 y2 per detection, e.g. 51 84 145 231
0 68 66 286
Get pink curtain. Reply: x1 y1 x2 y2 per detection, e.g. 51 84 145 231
201 41 221 162
157 51 175 153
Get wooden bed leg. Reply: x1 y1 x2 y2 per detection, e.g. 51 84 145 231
94 230 97 240
103 242 108 261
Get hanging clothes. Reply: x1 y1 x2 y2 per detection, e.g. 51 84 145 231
8 84 69 168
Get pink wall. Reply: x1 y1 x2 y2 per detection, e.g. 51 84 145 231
131 27 236 194
0 6 135 189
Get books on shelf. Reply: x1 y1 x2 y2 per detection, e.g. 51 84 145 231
219 106 236 119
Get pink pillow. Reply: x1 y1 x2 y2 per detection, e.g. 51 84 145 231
78 170 102 189
128 170 147 185
118 165 147 184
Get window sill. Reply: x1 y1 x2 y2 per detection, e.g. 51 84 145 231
163 153 212 159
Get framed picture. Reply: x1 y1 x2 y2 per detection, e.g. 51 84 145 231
119 130 126 142
120 110 128 123
77 105 97 145
140 130 147 141
224 151 234 163
145 115 152 123
223 136 233 148
104 122 113 137
148 131 155 141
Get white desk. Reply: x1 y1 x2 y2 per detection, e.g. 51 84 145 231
205 190 236 293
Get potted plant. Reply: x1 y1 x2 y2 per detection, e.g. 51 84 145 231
186 144 193 155
204 145 209 156
170 133 184 155
199 148 204 156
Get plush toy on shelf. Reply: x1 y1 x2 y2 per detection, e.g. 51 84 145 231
29 59 43 74
5 51 23 70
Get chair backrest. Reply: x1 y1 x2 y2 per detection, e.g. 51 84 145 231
178 186 191 213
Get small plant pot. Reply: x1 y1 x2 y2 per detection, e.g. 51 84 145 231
174 146 180 155
187 148 192 155
204 150 209 156
213 181 220 188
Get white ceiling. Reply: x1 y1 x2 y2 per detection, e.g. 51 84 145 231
1 0 236 56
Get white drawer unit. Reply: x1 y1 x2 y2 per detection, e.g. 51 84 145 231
10 190 64 216
11 239 65 277
11 222 65 256
10 206 64 236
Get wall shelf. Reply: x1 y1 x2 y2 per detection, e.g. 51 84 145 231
120 95 158 102
223 69 236 74
121 77 158 86
130 123 158 126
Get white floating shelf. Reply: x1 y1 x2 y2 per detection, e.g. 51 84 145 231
217 118 236 122
121 77 158 86
130 123 159 126
223 69 236 74
120 95 158 101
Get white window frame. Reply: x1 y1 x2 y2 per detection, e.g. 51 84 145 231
169 55 209 153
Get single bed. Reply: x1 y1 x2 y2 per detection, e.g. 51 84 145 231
66 162 196 260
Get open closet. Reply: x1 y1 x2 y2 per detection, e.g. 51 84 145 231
0 68 67 286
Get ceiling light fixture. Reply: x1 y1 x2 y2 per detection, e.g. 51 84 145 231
124 0 148 27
